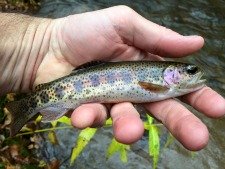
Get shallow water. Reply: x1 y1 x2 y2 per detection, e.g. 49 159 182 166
36 1 225 168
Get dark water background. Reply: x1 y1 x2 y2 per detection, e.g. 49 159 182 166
36 1 225 168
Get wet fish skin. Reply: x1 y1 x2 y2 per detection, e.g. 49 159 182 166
5 61 205 136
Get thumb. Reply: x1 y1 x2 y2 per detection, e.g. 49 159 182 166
106 6 204 57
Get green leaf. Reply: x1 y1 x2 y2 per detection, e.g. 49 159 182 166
38 160 47 168
190 151 196 158
0 163 5 169
107 138 130 163
147 115 154 125
164 133 174 148
105 118 112 126
35 115 42 123
48 131 58 145
147 115 160 169
120 145 128 163
48 118 59 145
52 116 71 126
70 128 97 165
50 120 58 128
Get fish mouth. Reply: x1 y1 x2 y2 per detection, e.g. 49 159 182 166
178 71 206 92
188 71 206 87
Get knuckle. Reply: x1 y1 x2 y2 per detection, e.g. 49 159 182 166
116 5 135 14
191 86 211 107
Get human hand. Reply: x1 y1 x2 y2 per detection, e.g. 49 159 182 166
33 6 225 151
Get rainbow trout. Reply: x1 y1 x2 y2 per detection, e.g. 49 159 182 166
5 61 205 136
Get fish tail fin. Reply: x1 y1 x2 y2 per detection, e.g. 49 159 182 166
4 100 31 137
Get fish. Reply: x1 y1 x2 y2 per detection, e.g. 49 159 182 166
5 61 206 136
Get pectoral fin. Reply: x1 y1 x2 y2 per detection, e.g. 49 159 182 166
138 81 169 92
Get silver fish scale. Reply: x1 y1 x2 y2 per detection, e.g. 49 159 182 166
32 62 167 109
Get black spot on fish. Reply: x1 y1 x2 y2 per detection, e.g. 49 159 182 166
155 77 159 81
86 89 91 95
121 71 132 83
29 97 37 108
106 72 116 84
55 85 65 99
40 91 49 103
89 74 100 87
68 95 74 100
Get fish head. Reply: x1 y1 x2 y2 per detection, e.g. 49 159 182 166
163 63 206 93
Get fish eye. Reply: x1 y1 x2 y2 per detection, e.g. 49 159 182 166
186 65 198 75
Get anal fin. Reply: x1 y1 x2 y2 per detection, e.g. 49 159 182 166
40 106 70 122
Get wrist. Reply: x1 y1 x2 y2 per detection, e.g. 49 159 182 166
0 13 52 95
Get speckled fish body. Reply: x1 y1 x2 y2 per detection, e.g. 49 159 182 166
5 61 205 136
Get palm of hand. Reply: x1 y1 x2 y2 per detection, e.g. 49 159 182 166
35 7 148 85
33 6 225 151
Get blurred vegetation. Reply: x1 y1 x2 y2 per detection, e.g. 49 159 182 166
0 94 45 168
0 0 41 13
0 93 167 169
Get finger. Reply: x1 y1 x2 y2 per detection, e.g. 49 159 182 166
132 19 204 57
181 86 225 118
110 102 144 144
71 103 108 129
143 52 164 61
129 50 164 61
144 99 209 151
107 6 204 57
112 48 164 62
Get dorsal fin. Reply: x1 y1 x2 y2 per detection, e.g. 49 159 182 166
69 61 106 76
74 61 105 71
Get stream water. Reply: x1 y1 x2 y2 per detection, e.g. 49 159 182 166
35 1 225 168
